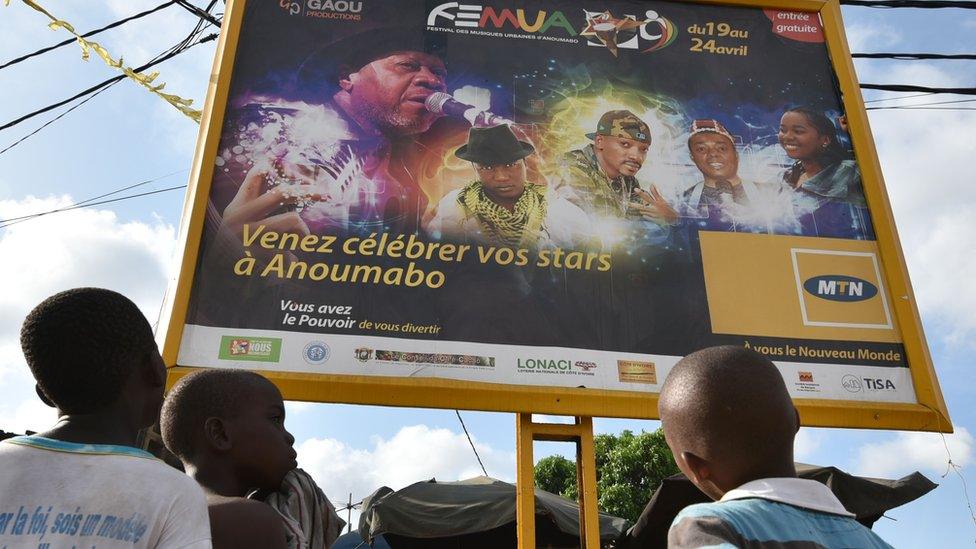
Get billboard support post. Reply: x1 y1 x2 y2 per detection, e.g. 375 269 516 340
516 414 600 549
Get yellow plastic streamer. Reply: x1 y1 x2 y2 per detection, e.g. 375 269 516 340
5 0 203 123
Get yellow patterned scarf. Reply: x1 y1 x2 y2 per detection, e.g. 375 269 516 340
457 182 547 247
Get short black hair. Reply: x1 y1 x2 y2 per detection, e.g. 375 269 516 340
659 345 796 460
20 288 156 414
160 369 274 461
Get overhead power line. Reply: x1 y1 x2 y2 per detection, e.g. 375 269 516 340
859 83 976 95
853 52 976 60
0 1 220 156
864 92 936 104
175 0 222 26
0 182 188 231
0 0 179 72
0 33 217 135
455 410 489 477
841 0 976 7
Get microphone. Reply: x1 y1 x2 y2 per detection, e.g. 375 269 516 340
424 92 513 128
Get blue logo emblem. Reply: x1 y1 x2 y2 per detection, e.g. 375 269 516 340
303 341 330 365
803 275 877 302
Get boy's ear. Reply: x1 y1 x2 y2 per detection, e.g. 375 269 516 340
681 451 711 484
35 385 55 408
793 406 801 434
141 351 166 389
203 417 233 452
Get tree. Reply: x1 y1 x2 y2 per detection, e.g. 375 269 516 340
533 429 679 522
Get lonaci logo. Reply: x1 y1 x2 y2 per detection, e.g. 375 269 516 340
803 275 878 302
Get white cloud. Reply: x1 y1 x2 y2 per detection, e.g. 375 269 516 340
296 424 515 527
0 195 176 432
0 399 58 435
794 427 823 463
845 23 901 53
858 62 976 342
854 427 973 478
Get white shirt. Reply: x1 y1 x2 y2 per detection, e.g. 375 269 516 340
721 477 856 517
0 435 212 548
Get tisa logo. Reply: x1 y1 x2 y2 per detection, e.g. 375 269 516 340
864 378 897 391
428 3 576 35
803 275 878 302
219 336 282 363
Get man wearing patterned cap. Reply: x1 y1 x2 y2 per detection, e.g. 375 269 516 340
683 119 781 231
556 109 676 225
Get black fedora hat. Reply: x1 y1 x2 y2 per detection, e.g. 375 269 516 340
454 125 535 165
297 26 447 91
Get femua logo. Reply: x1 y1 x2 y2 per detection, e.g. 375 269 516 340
427 3 577 35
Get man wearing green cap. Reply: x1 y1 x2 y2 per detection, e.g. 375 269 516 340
556 109 677 226
427 125 590 249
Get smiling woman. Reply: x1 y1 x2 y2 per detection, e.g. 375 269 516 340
777 106 873 239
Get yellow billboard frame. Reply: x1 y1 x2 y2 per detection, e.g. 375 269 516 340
160 0 951 433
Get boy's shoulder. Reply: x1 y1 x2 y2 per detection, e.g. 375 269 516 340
207 495 287 549
671 499 893 549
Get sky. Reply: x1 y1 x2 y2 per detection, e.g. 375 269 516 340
0 1 975 546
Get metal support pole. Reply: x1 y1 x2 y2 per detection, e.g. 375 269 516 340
577 416 600 549
516 414 601 549
516 413 536 549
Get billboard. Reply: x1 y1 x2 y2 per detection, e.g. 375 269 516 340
160 0 950 431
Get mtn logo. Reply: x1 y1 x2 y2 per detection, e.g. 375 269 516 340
803 275 878 303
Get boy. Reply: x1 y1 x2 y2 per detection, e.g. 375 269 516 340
0 288 211 548
659 346 893 548
160 369 343 549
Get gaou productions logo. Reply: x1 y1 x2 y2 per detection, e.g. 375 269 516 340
581 10 678 56
279 0 363 19
841 374 863 393
803 275 878 303
303 341 331 365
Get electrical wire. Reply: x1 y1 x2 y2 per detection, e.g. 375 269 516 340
0 0 179 71
841 0 976 8
0 183 188 231
175 0 221 26
455 410 489 477
864 92 936 104
860 83 976 95
853 52 976 60
0 33 217 135
0 81 120 157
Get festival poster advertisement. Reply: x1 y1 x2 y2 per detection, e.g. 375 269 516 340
173 0 924 410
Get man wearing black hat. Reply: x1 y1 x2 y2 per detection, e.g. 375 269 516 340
426 125 589 249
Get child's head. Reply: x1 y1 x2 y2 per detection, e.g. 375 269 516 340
20 288 164 425
160 369 297 492
659 345 798 500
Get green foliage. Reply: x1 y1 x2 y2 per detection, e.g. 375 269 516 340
532 429 679 523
